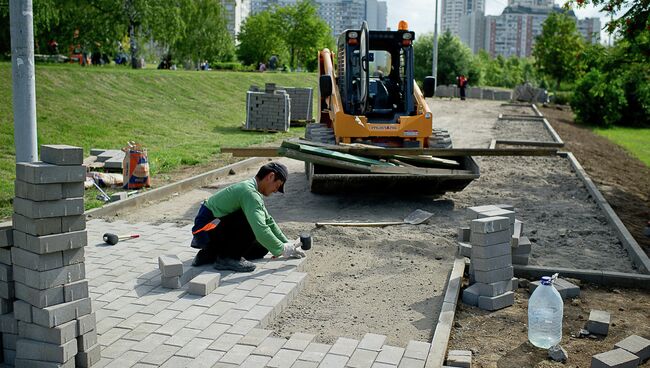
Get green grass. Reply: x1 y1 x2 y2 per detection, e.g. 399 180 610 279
593 126 650 167
0 63 317 220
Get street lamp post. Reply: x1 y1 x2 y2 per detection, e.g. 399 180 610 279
432 0 439 89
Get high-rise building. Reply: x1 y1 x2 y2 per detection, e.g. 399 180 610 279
222 0 252 39
366 0 388 30
577 17 601 44
441 0 485 36
459 11 486 53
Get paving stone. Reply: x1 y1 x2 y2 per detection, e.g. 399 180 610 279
320 353 349 367
477 208 515 224
197 322 230 340
329 337 359 357
347 348 378 367
188 272 221 296
161 275 181 289
13 214 86 237
375 345 404 365
0 247 11 265
0 279 14 299
14 299 33 322
3 332 17 350
63 279 89 302
18 320 77 345
103 349 147 366
466 205 501 219
76 312 96 336
591 348 640 368
457 227 470 242
587 310 611 336
446 350 472 368
471 254 512 272
292 360 319 368
15 162 85 184
470 242 511 260
14 180 63 201
478 291 514 311
160 356 194 368
284 332 316 351
511 254 529 265
75 343 101 368
0 313 18 334
403 341 430 360
476 279 514 297
140 343 181 365
176 337 216 359
77 328 97 352
473 266 514 284
31 297 92 328
40 145 83 166
470 229 511 246
219 344 256 365
13 230 87 255
132 333 170 353
16 337 78 363
13 263 85 290
267 348 302 368
12 247 63 271
457 242 471 258
529 278 579 300
615 335 650 362
512 237 532 254
461 284 479 306
299 342 331 362
0 225 13 247
470 216 510 234
240 354 272 368
12 358 75 368
253 336 288 356
185 348 225 367
0 263 12 282
209 333 243 352
358 333 387 351
13 197 84 219
158 255 183 277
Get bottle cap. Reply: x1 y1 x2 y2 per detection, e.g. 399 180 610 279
541 276 552 285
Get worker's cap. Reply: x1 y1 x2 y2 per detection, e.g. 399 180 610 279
260 162 289 193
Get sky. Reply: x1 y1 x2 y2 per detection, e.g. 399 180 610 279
386 0 611 44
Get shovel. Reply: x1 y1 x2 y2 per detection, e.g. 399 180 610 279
315 209 433 227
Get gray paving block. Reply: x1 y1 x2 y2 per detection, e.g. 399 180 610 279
12 247 63 271
14 180 63 201
470 229 511 246
358 333 386 351
513 219 524 237
457 227 470 242
61 248 84 266
471 242 510 259
471 254 512 272
63 279 89 302
18 320 77 345
404 341 430 360
347 348 378 367
375 345 404 365
13 358 75 367
0 312 18 334
478 291 514 311
3 332 17 350
458 242 472 258
96 150 122 163
13 229 87 255
15 162 85 184
478 208 516 224
267 349 302 367
12 213 84 237
14 299 32 322
0 247 11 265
470 216 510 234
12 263 85 290
75 343 101 367
512 236 532 254
40 145 83 166
466 205 501 219
188 272 221 296
31 297 92 328
284 332 316 351
158 255 183 277
0 296 12 314
0 225 13 247
446 350 472 368
591 348 640 368
254 337 289 356
61 182 84 199
615 335 650 362
512 254 529 265
13 197 84 219
16 337 77 363
554 278 580 299
161 275 181 289
473 266 514 284
76 312 96 336
0 279 14 299
587 310 611 336
476 279 515 297
461 284 479 306
15 281 64 308
0 262 12 282
77 329 97 352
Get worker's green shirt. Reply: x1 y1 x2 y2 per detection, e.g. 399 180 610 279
203 178 288 256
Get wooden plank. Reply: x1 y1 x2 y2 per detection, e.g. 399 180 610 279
392 155 460 168
220 147 279 157
494 140 564 148
370 165 474 176
282 141 393 167
222 145 559 157
315 221 405 227
279 148 371 173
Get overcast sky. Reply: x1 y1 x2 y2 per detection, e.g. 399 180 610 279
386 0 611 44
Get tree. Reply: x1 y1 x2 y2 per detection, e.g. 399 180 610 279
533 12 584 90
436 31 480 86
273 0 333 70
413 32 434 83
237 10 286 66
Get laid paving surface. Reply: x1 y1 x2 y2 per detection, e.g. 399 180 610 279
85 219 431 367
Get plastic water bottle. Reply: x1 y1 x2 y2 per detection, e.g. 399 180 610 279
528 276 563 348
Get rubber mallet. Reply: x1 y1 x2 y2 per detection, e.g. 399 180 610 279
102 233 140 245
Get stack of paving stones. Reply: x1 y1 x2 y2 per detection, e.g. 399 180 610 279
460 204 518 311
158 255 203 290
246 83 291 132
11 144 99 367
529 277 580 300
89 149 124 171
434 85 512 101
280 87 313 122
0 225 16 364
591 334 650 368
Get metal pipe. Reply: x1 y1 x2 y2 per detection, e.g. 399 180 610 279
10 0 38 163
432 0 439 88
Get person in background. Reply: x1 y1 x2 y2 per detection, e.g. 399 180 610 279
457 74 468 100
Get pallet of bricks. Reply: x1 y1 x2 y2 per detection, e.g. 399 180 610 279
0 145 99 367
245 83 291 132
457 204 531 311
280 86 313 124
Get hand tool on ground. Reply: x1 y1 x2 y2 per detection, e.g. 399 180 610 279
315 209 433 227
299 233 312 250
92 179 111 202
102 233 140 245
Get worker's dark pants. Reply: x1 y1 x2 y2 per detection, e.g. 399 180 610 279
460 87 466 100
192 205 268 261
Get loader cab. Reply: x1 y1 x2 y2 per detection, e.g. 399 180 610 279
337 21 416 123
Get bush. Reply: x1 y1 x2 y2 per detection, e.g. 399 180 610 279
571 69 627 127
211 62 256 71
618 64 650 127
551 91 572 105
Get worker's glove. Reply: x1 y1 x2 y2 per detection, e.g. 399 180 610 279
282 239 306 259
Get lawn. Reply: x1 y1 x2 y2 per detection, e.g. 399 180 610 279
0 63 317 220
593 126 650 167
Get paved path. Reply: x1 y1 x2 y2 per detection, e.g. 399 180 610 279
86 219 432 367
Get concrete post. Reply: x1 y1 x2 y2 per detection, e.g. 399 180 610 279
432 0 439 89
10 0 38 163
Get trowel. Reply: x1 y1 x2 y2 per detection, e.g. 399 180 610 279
315 209 433 227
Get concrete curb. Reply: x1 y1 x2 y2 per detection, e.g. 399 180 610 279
514 265 650 290
86 157 268 218
425 256 465 367
559 152 650 274
531 103 544 117
541 117 564 146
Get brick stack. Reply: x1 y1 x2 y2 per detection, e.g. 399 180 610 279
246 83 291 132
281 87 313 121
460 205 517 311
11 144 100 367
510 219 531 265
0 225 16 364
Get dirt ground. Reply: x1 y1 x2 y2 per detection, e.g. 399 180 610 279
101 99 649 364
